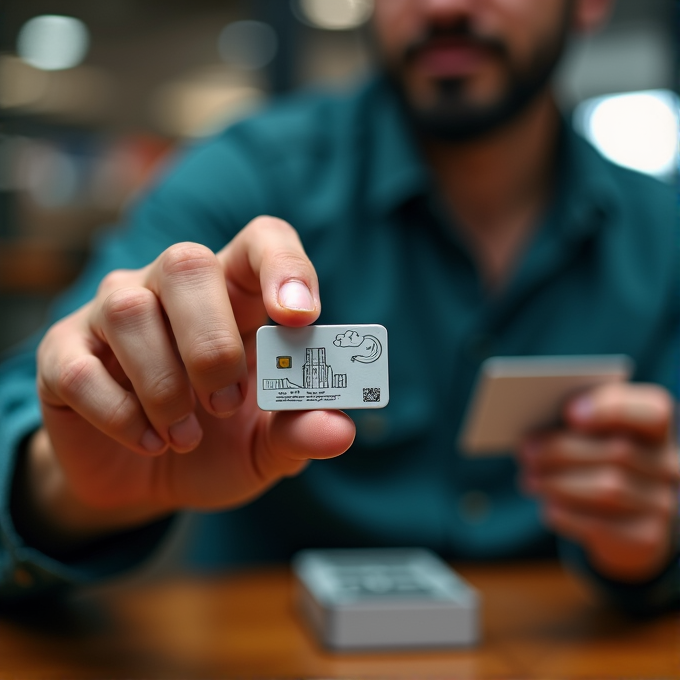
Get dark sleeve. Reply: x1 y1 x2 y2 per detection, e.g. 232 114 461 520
0 129 275 600
559 539 680 617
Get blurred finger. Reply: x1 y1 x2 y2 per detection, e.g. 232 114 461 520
523 465 673 517
520 433 680 484
566 383 672 441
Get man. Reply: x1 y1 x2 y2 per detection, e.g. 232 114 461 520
0 0 678 612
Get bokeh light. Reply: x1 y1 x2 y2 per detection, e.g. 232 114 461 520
293 0 373 30
19 141 81 208
218 21 278 71
0 57 49 109
17 15 90 71
0 136 30 191
151 80 266 138
574 90 678 180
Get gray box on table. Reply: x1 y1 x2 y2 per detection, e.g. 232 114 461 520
292 548 481 650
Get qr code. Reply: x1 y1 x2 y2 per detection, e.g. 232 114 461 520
363 387 381 403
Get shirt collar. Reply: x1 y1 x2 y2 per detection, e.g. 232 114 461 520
364 75 624 240
493 124 626 318
364 76 431 216
549 119 623 243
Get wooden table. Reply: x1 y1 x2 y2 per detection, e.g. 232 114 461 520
0 561 678 679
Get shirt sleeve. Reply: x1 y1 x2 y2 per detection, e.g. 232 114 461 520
559 539 680 616
0 129 274 600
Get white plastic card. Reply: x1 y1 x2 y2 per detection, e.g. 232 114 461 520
256 324 389 411
459 354 634 455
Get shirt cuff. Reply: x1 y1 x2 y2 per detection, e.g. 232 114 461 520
559 538 680 616
0 396 174 602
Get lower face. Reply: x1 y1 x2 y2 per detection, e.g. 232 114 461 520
371 0 574 141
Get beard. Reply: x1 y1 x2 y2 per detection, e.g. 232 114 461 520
381 15 571 143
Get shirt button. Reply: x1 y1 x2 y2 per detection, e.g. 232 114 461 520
458 490 492 524
14 567 34 587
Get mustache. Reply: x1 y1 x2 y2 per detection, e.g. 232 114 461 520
403 23 509 65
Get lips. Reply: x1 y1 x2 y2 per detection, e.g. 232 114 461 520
413 41 492 78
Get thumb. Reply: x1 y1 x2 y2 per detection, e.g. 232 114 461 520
252 410 356 480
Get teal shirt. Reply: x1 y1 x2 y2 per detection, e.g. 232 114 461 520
0 77 678 611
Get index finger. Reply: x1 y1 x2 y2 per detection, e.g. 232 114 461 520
217 216 321 334
565 382 673 441
519 432 680 484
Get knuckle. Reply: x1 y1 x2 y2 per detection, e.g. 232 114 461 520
631 528 658 555
36 323 61 365
647 527 664 550
594 382 621 400
104 391 140 433
589 382 623 408
606 437 635 465
143 371 188 411
667 452 680 481
160 243 217 278
37 319 85 402
102 287 157 326
185 328 243 376
650 388 673 421
53 355 98 400
598 469 627 507
550 434 576 458
98 269 133 296
655 444 680 482
654 491 677 521
599 397 623 422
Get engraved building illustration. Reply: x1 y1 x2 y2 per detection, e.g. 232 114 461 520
303 348 347 389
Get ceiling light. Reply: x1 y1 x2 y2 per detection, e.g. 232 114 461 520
17 15 90 71
218 21 278 71
293 0 373 31
573 90 678 181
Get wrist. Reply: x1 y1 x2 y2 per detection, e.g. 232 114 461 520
587 530 679 585
11 428 169 557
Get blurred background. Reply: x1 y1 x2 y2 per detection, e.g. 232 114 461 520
0 0 677 353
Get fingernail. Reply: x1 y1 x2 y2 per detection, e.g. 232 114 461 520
279 280 315 311
210 384 243 417
141 428 165 453
571 396 594 421
169 413 202 451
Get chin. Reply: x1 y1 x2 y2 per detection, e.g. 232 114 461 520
398 74 550 143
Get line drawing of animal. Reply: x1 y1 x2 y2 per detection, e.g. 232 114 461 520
333 330 382 364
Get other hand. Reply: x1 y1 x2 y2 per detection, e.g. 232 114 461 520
519 383 680 583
